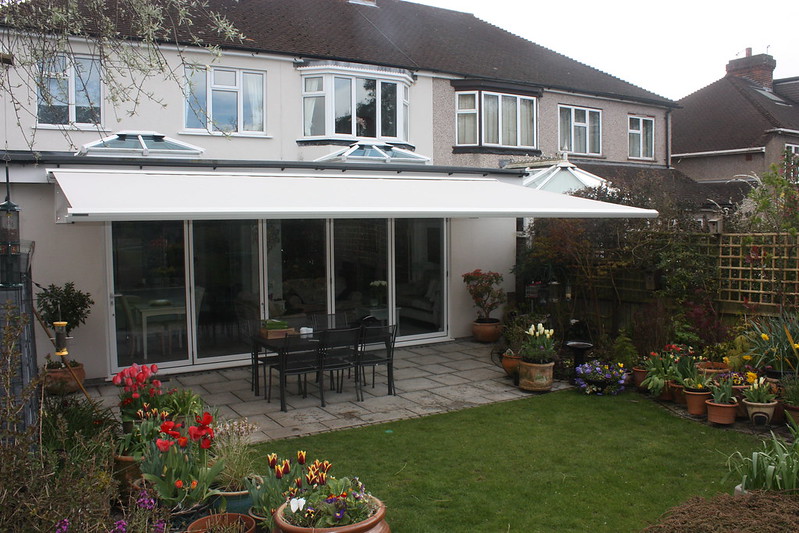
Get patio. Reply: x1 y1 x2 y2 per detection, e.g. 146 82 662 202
87 339 571 443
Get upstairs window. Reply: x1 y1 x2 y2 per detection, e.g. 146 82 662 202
558 105 601 155
629 116 655 159
37 55 101 125
185 66 265 134
456 91 536 149
300 64 412 142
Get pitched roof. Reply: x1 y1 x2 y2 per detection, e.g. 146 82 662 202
3 0 673 107
672 75 799 154
209 0 674 106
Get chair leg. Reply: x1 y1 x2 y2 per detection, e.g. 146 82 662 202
319 370 326 407
388 364 395 395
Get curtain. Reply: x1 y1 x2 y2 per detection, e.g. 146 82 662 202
501 96 517 146
242 72 264 132
483 94 499 144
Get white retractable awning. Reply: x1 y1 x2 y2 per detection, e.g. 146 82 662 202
50 168 658 223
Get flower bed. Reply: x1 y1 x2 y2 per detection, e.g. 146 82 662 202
574 360 626 395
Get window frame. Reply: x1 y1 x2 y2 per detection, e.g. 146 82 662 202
628 115 655 160
37 54 102 127
183 65 267 136
299 64 413 142
558 104 602 156
455 91 537 149
787 143 799 155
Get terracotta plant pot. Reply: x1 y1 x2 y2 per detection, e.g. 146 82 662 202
44 363 85 395
517 361 555 392
670 382 686 405
732 386 748 418
272 497 389 533
113 454 142 497
705 400 738 425
683 389 711 416
632 367 648 392
500 352 522 379
471 319 503 343
743 399 779 425
696 361 730 377
186 512 256 533
784 403 799 426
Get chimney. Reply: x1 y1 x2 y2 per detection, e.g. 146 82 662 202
726 48 776 89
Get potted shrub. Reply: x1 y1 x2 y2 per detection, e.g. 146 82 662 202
742 375 778 425
210 418 262 514
36 281 95 337
518 322 558 392
42 353 86 395
462 269 506 343
706 377 739 425
574 359 626 395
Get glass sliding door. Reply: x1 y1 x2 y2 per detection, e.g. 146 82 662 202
192 220 259 359
265 220 327 322
394 219 445 336
112 221 189 368
333 219 388 324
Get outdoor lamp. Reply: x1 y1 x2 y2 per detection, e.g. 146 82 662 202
0 166 21 288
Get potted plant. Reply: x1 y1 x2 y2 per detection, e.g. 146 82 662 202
640 353 675 400
679 373 713 417
112 363 167 424
273 457 388 533
246 451 304 530
706 377 739 425
186 512 256 533
742 375 778 425
36 281 95 337
42 353 86 395
781 375 799 425
210 418 261 514
574 359 626 395
462 269 506 343
518 322 558 392
139 411 225 515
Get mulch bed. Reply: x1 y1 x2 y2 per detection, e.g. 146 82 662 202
643 491 799 532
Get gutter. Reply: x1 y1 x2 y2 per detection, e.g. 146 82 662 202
672 147 765 158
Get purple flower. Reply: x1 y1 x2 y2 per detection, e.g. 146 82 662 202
153 520 167 533
136 490 156 511
334 508 347 521
110 520 127 533
55 519 70 533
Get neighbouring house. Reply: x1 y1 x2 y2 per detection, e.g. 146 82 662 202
672 48 799 185
0 0 665 379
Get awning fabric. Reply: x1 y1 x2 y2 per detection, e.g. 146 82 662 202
50 168 658 222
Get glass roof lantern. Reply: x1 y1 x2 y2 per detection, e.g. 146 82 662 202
76 131 204 158
315 142 430 164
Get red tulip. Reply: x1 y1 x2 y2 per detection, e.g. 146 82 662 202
151 364 158 373
199 436 212 449
297 450 307 465
267 453 278 468
195 411 213 426
177 437 188 448
274 465 283 479
156 438 174 452
174 479 183 489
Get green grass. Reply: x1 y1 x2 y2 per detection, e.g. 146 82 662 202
254 391 762 532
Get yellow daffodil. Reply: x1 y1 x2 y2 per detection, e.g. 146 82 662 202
746 371 758 384
761 333 770 341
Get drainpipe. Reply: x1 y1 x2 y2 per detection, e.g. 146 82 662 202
666 107 672 168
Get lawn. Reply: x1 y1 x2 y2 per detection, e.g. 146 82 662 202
255 390 763 532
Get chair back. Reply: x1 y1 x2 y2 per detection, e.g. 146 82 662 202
277 332 321 370
319 326 361 356
359 324 397 358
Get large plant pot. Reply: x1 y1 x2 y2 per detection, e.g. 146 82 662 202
187 512 256 533
500 352 522 379
113 454 142 497
696 361 730 377
743 399 778 425
518 361 554 392
784 403 799 426
670 382 686 405
211 475 263 514
684 390 711 417
44 363 85 395
632 367 648 392
732 386 748 418
471 319 503 343
272 497 389 533
705 400 738 425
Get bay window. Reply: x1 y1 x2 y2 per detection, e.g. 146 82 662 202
628 116 655 159
559 105 601 155
185 66 266 134
37 55 102 125
300 64 412 141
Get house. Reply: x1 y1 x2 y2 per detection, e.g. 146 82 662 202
0 0 665 379
672 48 799 184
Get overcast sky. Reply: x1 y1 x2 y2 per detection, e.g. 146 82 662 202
412 0 799 101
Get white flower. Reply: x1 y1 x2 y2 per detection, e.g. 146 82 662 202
290 498 306 513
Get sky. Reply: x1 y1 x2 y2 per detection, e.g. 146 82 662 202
412 0 799 101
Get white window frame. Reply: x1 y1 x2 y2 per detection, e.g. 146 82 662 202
37 54 102 126
299 64 412 142
628 115 655 160
455 91 537 149
787 143 799 155
183 65 267 135
558 105 602 156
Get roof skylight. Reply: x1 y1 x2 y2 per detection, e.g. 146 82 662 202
314 142 430 164
76 131 205 158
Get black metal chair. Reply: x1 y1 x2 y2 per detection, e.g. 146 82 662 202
354 324 397 401
318 326 361 404
267 332 322 412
